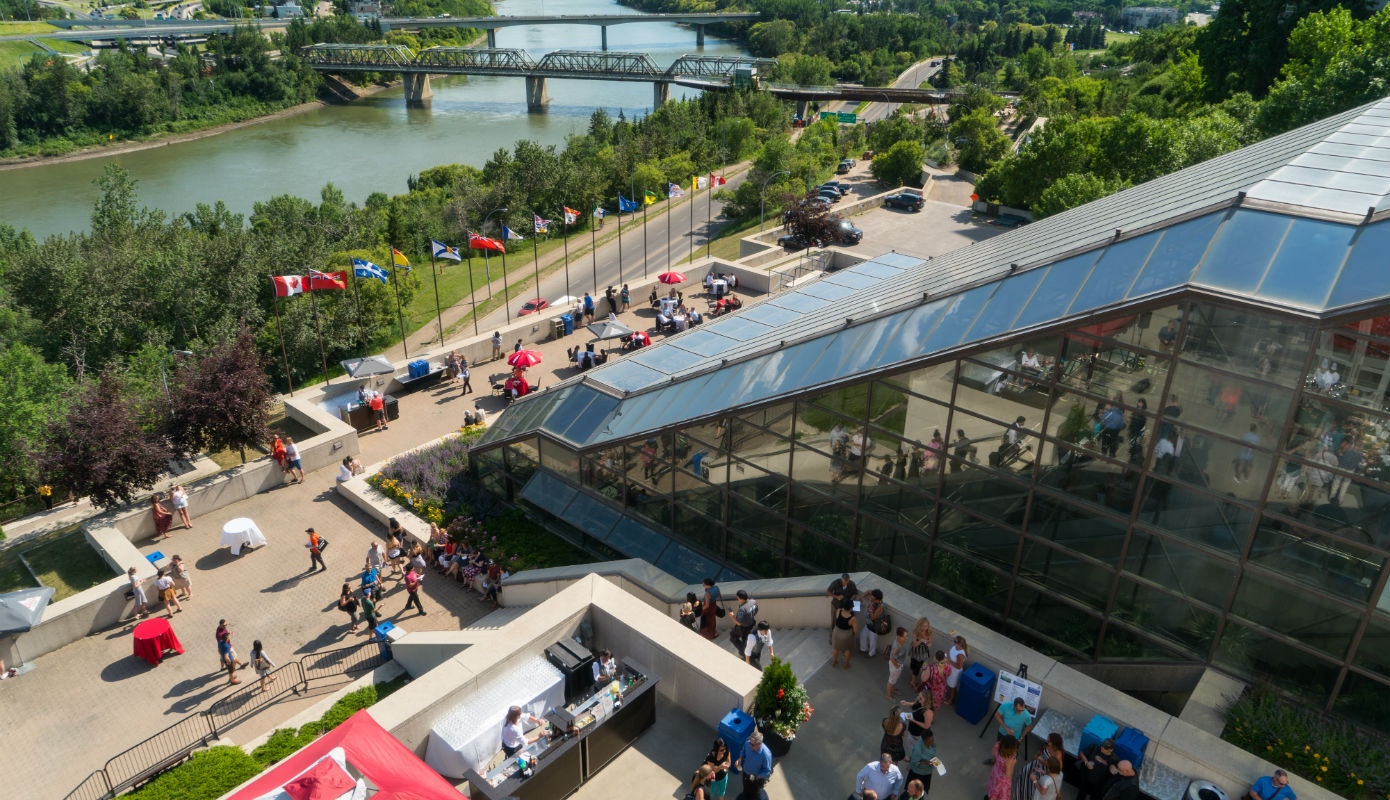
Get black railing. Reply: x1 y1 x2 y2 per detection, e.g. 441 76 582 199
62 642 388 800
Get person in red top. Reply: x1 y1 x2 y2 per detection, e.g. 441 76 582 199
504 376 530 399
403 564 426 616
369 392 387 432
271 436 287 474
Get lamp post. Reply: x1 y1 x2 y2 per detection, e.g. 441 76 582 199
759 170 790 232
160 350 194 416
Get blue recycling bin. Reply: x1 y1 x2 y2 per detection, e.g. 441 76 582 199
718 707 756 772
561 313 574 335
955 662 997 725
1113 726 1148 771
373 621 396 660
1079 715 1120 755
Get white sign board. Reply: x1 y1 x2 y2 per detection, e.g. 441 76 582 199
993 669 1043 710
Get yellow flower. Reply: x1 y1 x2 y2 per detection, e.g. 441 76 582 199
1315 777 1321 782
1355 780 1362 785
1313 753 1319 758
1321 767 1327 772
1284 752 1291 758
1267 746 1273 751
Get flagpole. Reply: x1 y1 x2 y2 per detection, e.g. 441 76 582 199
306 275 331 386
591 213 599 293
272 291 293 396
706 176 715 259
482 249 493 301
349 261 368 351
501 248 511 319
665 188 672 271
559 208 571 301
388 246 408 360
530 218 542 309
616 198 624 287
467 249 479 337
428 246 444 347
641 192 649 279
689 179 696 263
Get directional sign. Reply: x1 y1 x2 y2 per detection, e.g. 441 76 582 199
818 111 858 124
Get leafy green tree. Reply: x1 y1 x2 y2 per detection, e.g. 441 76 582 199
0 343 70 499
748 19 799 56
1033 173 1132 218
771 53 834 86
1195 0 1372 99
950 107 1011 174
1256 6 1390 135
867 114 922 153
870 140 926 187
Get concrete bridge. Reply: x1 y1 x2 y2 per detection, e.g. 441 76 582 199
30 12 759 49
298 44 774 109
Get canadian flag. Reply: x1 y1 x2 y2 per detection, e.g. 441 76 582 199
272 275 304 297
710 173 727 187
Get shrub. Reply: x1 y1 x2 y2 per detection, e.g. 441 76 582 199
125 747 262 800
752 657 814 740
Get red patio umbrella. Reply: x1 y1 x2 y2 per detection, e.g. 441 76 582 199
658 271 687 285
507 349 543 367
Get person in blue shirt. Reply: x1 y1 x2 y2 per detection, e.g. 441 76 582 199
703 577 721 607
1248 770 1295 800
996 698 1035 742
735 730 773 800
361 561 380 601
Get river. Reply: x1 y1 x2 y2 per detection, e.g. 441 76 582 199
0 0 747 238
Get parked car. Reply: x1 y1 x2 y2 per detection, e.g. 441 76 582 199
518 298 549 315
817 189 842 204
836 159 855 174
829 217 862 244
883 193 925 211
817 183 848 198
777 233 819 251
990 214 1030 228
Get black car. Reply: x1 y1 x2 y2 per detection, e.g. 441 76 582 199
883 193 924 212
836 159 855 174
817 183 848 198
830 217 862 244
777 233 820 251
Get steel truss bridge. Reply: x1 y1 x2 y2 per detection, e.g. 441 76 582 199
298 44 775 108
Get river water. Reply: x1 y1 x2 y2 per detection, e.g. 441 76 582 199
0 0 746 238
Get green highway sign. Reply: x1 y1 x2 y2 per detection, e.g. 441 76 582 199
818 111 858 123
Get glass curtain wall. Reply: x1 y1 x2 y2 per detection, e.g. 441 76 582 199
483 296 1390 726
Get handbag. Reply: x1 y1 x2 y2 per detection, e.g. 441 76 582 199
715 604 726 618
874 612 892 636
317 536 330 552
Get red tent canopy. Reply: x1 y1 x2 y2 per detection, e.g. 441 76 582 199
227 711 463 800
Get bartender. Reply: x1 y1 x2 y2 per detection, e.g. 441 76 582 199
592 648 618 683
501 706 547 757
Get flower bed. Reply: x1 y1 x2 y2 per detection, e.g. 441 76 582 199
1223 687 1387 800
369 430 482 525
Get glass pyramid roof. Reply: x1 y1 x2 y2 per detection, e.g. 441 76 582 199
478 96 1390 451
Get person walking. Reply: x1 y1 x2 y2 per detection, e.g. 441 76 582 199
368 540 387 577
403 564 426 616
170 555 192 601
1246 769 1296 800
459 361 473 394
905 732 938 794
217 620 247 684
155 569 182 617
830 597 859 669
284 437 304 483
733 589 758 653
360 590 380 633
250 640 276 693
703 737 731 800
986 735 1019 800
306 528 326 572
854 753 904 800
127 567 148 619
735 730 773 800
744 620 774 669
337 583 360 632
151 494 173 540
170 484 192 529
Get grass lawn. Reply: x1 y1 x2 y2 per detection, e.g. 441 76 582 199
0 40 49 69
0 527 118 600
680 216 761 265
0 21 59 35
1105 31 1137 44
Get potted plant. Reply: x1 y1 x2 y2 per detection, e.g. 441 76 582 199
751 657 813 756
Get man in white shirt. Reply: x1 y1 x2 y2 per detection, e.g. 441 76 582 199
855 753 904 800
745 621 774 669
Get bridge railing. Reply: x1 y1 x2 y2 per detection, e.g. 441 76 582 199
415 46 537 70
299 43 417 68
536 50 660 75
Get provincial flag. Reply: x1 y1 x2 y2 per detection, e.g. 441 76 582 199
710 173 727 187
308 269 348 290
271 275 304 297
618 195 639 213
352 258 388 285
593 205 608 219
668 182 686 198
429 240 461 262
563 207 579 224
533 215 551 234
643 191 657 205
469 231 506 253
695 175 709 190
503 225 525 241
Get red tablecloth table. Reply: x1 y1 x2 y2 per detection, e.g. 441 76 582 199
132 617 183 666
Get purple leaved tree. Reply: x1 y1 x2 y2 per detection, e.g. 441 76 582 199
165 326 274 464
41 370 172 509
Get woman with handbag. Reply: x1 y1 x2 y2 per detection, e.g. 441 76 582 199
338 583 360 633
880 707 907 763
908 617 933 687
688 764 715 800
250 640 276 694
679 592 701 630
830 597 859 668
859 588 888 656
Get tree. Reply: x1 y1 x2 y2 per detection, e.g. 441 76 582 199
0 343 70 499
870 140 925 187
950 107 1012 174
748 19 799 56
1033 173 1132 218
1256 6 1390 135
781 191 837 243
42 370 172 509
164 327 273 464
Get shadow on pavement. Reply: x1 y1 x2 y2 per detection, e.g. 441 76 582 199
164 670 221 699
99 655 158 683
194 548 244 571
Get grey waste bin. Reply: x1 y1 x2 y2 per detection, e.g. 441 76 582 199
1187 781 1228 800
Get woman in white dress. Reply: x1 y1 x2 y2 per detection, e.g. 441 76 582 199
170 484 192 529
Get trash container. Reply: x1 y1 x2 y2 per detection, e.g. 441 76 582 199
1114 726 1149 771
373 621 404 660
1187 780 1227 800
1079 715 1120 754
561 313 574 335
718 707 756 772
955 662 997 725
552 318 565 340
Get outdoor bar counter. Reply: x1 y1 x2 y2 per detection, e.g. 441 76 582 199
464 659 659 800
338 394 400 432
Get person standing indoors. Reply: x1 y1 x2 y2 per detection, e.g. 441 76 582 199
905 733 938 795
887 626 909 699
170 555 193 601
986 735 1019 800
284 437 305 484
907 618 933 684
946 635 968 704
735 730 773 800
170 484 192 529
403 564 426 616
703 737 731 800
151 494 173 540
338 583 360 633
854 753 904 800
305 528 326 572
250 640 276 694
1077 739 1117 800
830 597 859 669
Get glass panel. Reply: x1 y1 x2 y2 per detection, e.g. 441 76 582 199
595 360 667 392
673 472 724 520
579 451 623 502
1249 517 1384 603
1025 491 1133 559
1310 315 1390 414
518 470 578 515
882 359 959 405
874 298 950 367
1056 316 1173 401
1266 462 1390 549
607 516 670 562
936 503 1020 570
1353 616 1390 679
1149 422 1277 506
929 545 1011 614
1046 387 1156 469
869 380 946 442
965 269 1046 341
805 385 870 425
922 285 994 352
726 531 785 578
788 482 856 542
787 524 854 574
1098 621 1192 660
656 542 723 585
1018 537 1114 612
860 472 937 532
673 503 724 555
1193 210 1291 294
562 491 621 539
631 344 705 375
1326 220 1390 309
1332 671 1390 734
857 514 930 571
506 439 539 483
1111 579 1218 656
790 441 853 495
943 406 1040 482
1215 620 1340 704
1180 303 1313 385
539 438 580 484
1009 582 1102 659
1128 212 1226 298
1015 252 1100 329
537 387 594 438
1258 217 1357 306
731 416 792 477
726 457 787 514
1136 479 1254 556
1122 527 1235 608
1074 232 1160 310
1231 569 1361 658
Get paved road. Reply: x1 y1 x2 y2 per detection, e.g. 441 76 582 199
856 58 943 123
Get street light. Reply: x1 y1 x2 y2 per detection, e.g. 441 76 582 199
161 350 194 416
759 170 790 233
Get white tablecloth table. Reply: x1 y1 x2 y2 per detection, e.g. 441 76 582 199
220 517 267 555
